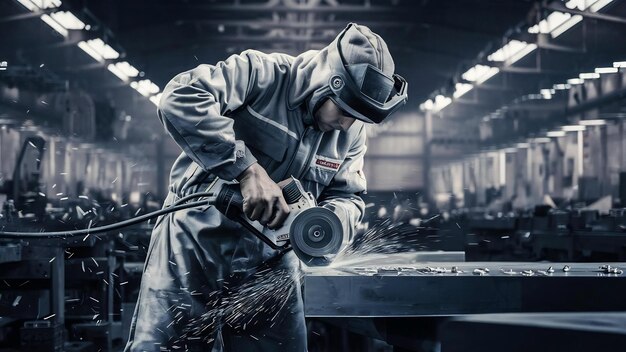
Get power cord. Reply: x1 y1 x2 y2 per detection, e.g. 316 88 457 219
0 192 214 238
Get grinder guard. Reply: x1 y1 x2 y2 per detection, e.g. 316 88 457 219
289 206 344 266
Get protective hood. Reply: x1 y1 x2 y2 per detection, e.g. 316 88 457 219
287 23 400 124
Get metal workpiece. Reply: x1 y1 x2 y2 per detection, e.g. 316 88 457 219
303 262 626 317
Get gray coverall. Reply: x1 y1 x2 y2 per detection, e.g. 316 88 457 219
125 40 367 351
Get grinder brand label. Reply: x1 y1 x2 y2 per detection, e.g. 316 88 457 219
312 155 342 171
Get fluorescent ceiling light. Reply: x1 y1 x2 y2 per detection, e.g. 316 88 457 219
40 14 68 37
528 12 571 34
565 0 608 11
114 61 139 77
462 64 499 84
562 125 586 131
453 83 473 99
613 61 626 68
77 41 103 62
540 89 554 99
528 11 582 38
432 95 452 113
565 0 586 10
595 67 618 74
488 40 531 63
149 93 163 107
84 39 119 60
547 131 566 137
579 72 600 79
579 119 606 126
553 83 571 90
49 11 85 30
533 137 552 144
551 15 583 38
16 0 38 11
33 0 62 8
567 78 584 85
507 43 537 64
420 99 434 111
107 64 128 82
131 80 160 97
589 0 614 12
17 0 61 11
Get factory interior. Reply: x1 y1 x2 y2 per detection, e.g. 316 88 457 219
2 0 626 351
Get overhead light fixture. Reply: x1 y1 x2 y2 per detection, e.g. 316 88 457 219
462 64 499 84
40 14 68 37
528 12 570 34
488 40 534 64
107 63 128 82
565 0 613 11
77 41 103 62
17 0 61 11
420 99 434 111
595 67 618 74
553 83 571 90
77 38 119 63
579 72 600 79
131 79 160 97
567 78 584 85
579 119 606 126
540 89 554 99
16 0 39 11
49 11 85 30
114 61 139 78
533 137 552 144
562 125 586 132
547 131 566 137
432 95 452 113
551 15 583 38
149 93 162 107
528 11 583 38
507 43 537 64
85 39 119 60
613 61 626 68
453 83 473 99
565 0 586 10
34 0 62 8
589 0 614 12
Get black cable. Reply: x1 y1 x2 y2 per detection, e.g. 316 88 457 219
173 192 214 206
0 192 214 238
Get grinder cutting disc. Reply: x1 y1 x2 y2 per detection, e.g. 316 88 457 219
289 207 343 266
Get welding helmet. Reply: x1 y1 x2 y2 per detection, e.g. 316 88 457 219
326 23 408 124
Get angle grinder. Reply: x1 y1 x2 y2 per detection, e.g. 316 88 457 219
210 177 345 266
0 176 345 266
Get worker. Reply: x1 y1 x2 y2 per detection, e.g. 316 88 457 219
125 22 407 351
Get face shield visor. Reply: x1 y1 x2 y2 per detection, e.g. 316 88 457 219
327 26 408 124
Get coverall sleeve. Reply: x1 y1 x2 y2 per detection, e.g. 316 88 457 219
318 124 367 241
157 50 269 181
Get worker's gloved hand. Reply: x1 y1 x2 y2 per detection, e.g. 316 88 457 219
237 163 290 229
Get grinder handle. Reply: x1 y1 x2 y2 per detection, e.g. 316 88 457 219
215 177 302 218
213 178 304 250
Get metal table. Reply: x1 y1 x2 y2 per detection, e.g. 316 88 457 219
303 257 626 350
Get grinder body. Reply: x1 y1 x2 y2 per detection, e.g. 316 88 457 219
211 178 345 266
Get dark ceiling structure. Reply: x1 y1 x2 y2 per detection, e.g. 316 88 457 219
2 0 626 143
66 0 541 109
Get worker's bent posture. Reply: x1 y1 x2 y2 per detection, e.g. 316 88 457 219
125 23 407 352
